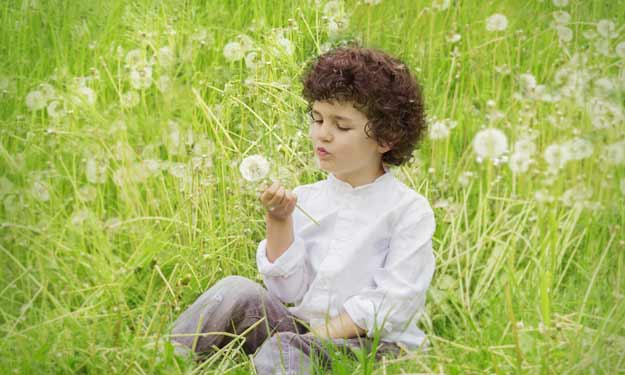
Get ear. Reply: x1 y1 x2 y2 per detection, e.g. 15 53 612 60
377 140 393 154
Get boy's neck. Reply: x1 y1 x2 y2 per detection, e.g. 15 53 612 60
331 163 387 189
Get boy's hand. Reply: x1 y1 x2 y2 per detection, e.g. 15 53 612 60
259 180 297 221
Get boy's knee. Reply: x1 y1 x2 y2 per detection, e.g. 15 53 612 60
216 275 264 305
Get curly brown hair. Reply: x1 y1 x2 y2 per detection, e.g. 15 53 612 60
300 43 426 166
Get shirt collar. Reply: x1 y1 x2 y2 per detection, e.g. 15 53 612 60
327 164 394 194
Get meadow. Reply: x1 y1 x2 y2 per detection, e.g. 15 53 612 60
1 0 624 373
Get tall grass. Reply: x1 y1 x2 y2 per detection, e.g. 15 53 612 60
1 0 624 373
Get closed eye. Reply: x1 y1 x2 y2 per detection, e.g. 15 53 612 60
311 120 350 131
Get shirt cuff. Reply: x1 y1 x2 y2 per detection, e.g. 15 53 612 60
343 295 395 338
256 234 306 278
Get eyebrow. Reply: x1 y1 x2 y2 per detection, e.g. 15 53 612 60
311 109 353 122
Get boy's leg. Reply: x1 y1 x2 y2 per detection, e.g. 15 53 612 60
252 331 402 375
170 275 307 356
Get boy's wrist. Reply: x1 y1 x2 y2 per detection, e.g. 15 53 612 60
265 212 291 223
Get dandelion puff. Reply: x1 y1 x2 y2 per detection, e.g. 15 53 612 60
600 141 625 165
559 185 593 208
556 25 573 42
71 208 92 226
142 159 162 176
113 167 130 187
446 33 461 43
73 86 96 105
594 38 611 56
593 77 617 97
472 128 508 160
486 13 508 32
552 0 568 7
543 143 570 171
168 162 188 178
587 97 624 129
223 41 244 62
125 49 147 68
47 100 67 119
429 120 451 140
508 151 532 174
156 75 173 93
77 185 97 202
514 137 537 155
239 154 270 182
129 161 149 183
616 42 625 59
597 19 617 39
25 90 46 111
157 46 176 70
323 0 341 17
165 120 181 155
245 51 261 70
113 141 136 162
39 83 56 102
236 34 255 53
30 179 50 201
458 171 474 187
534 189 554 203
431 0 450 11
276 35 294 56
552 11 570 25
120 91 140 108
562 138 593 160
129 66 153 90
85 157 108 184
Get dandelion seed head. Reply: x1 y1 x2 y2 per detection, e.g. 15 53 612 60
120 91 140 108
25 90 46 111
77 185 97 202
156 75 172 93
508 151 532 174
597 19 617 39
158 46 176 70
129 66 153 90
245 51 261 70
30 179 50 202
431 0 450 11
543 143 570 171
236 34 255 53
223 41 245 62
616 42 625 59
556 25 573 42
552 11 571 25
563 138 593 160
239 154 270 182
472 128 508 160
600 140 625 165
486 13 508 32
429 120 451 140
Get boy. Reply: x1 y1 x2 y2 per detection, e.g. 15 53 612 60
171 44 435 374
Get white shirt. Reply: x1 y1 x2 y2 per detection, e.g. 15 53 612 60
255 164 436 350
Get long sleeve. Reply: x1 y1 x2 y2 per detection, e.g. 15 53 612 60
255 186 312 304
342 203 436 339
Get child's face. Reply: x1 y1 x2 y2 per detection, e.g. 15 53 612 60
309 100 391 177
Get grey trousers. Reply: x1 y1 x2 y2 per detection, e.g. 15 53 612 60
170 275 402 374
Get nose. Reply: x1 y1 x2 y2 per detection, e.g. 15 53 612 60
312 120 333 142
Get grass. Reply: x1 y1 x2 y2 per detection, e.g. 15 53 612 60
1 0 624 373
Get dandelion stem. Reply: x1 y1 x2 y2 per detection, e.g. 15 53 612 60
295 203 320 226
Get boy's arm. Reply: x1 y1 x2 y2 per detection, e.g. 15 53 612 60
265 213 294 262
309 310 367 339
